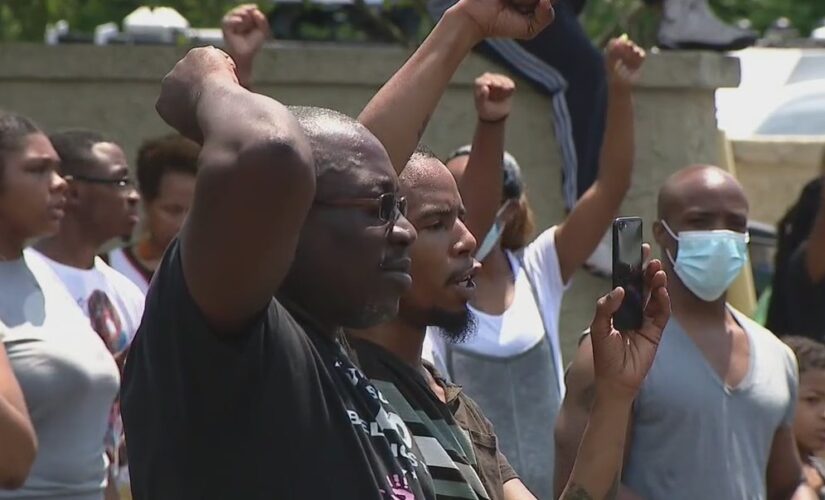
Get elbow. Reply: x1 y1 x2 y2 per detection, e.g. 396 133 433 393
238 135 316 195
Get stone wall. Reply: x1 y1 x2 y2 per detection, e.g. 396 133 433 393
0 42 742 362
732 138 825 225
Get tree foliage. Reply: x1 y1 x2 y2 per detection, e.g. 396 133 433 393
1 0 823 46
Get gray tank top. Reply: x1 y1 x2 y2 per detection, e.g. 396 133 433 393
442 251 560 500
624 308 798 500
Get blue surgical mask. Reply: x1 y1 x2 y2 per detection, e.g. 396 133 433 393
661 220 749 302
475 202 512 262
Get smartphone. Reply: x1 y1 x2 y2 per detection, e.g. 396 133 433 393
612 217 644 331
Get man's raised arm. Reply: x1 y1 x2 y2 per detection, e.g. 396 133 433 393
358 0 554 174
156 47 314 334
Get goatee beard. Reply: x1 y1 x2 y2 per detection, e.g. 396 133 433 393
431 308 476 344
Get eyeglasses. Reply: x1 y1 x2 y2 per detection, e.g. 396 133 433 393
314 192 407 224
64 174 135 189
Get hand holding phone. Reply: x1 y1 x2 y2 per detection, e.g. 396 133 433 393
612 217 644 331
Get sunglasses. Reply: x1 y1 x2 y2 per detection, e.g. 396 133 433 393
314 192 407 224
64 174 135 189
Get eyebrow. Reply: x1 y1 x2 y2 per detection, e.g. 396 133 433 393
24 157 59 168
111 166 130 177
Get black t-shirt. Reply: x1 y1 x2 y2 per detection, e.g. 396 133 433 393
349 338 518 500
121 241 434 499
775 245 825 339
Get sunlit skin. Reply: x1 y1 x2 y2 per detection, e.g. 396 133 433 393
0 133 66 259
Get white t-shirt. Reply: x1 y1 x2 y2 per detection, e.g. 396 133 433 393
107 247 151 295
36 252 145 352
426 226 569 394
0 250 120 499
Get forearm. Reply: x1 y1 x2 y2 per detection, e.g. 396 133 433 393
358 9 479 173
560 392 632 500
461 119 507 238
594 85 634 201
805 202 825 282
0 397 36 489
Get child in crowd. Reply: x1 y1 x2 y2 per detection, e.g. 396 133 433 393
785 336 825 498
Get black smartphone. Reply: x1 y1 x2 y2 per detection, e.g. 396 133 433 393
612 217 644 331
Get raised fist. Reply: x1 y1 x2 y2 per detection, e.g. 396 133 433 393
605 35 646 89
452 0 554 42
222 4 270 64
474 72 516 123
156 47 238 141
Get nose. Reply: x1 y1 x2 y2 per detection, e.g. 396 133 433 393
126 186 141 204
51 171 68 194
452 219 476 257
388 213 417 247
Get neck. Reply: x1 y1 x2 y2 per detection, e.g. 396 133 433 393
350 318 426 368
138 234 167 260
667 269 728 324
35 218 100 269
0 230 25 261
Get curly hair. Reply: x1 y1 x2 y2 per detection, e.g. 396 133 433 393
783 336 825 374
136 134 200 202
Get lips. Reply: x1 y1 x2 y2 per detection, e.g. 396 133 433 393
381 257 411 274
448 259 482 289
48 197 66 218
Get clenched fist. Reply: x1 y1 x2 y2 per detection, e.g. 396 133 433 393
156 47 239 142
451 0 554 42
474 72 516 123
605 35 646 90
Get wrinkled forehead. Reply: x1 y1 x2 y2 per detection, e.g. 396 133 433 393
313 129 398 200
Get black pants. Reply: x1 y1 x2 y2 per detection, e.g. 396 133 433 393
479 0 607 201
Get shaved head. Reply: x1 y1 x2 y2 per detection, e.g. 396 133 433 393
288 106 395 200
653 164 750 269
657 164 747 221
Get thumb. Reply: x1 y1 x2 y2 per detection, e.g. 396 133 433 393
590 287 624 339
477 84 490 101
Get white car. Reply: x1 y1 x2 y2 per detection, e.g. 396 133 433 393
716 48 825 137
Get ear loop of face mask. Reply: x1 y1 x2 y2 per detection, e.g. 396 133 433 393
659 220 679 265
475 199 514 262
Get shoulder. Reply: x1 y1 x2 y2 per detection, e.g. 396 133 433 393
454 391 497 435
734 307 798 374
516 225 569 292
95 258 146 303
23 249 63 290
522 225 560 260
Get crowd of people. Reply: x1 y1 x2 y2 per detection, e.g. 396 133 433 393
0 1 823 499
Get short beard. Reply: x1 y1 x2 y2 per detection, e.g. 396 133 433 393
430 308 476 344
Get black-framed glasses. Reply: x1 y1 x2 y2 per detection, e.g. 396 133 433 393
64 174 135 189
314 192 407 224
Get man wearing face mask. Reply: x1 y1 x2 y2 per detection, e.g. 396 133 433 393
555 164 814 499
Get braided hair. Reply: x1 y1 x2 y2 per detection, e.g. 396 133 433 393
766 175 823 336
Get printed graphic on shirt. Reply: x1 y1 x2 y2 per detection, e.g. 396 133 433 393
87 290 129 355
373 379 490 500
84 290 128 485
333 357 422 499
